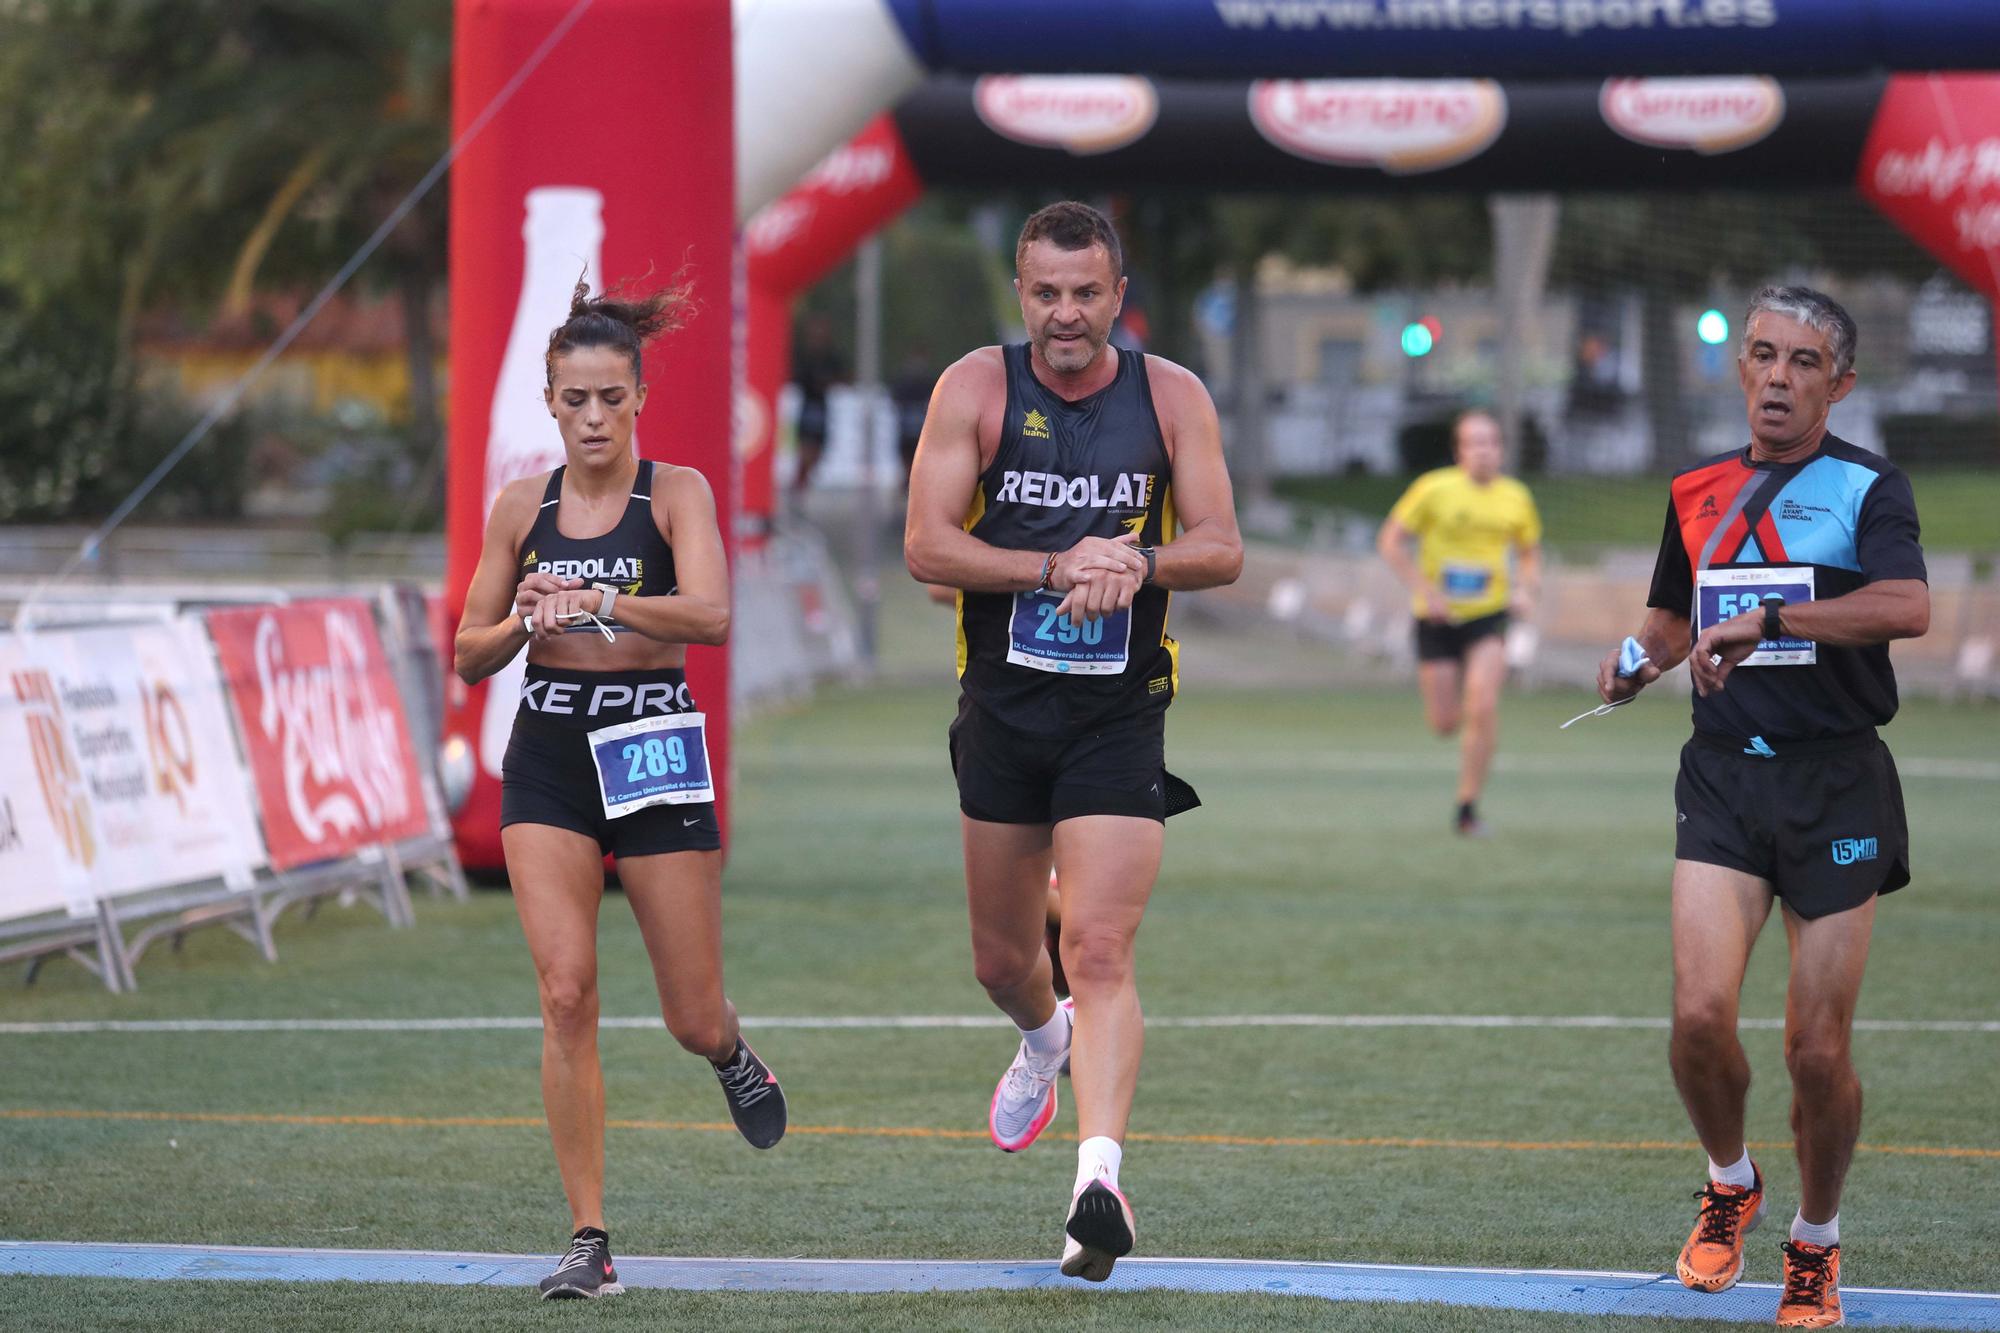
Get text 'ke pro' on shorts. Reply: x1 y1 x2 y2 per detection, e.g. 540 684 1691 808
501 664 720 858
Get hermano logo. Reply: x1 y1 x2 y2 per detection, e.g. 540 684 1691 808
1831 837 1878 866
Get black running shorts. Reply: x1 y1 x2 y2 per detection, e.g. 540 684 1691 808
947 696 1196 825
1415 610 1508 662
1674 729 1909 919
500 665 720 858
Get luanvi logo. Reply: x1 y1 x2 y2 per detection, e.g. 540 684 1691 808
1831 837 1879 866
1022 409 1051 440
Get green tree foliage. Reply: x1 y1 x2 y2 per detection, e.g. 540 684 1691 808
0 295 253 522
0 0 449 519
796 201 1008 384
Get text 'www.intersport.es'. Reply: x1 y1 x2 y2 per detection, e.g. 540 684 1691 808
1212 0 1777 37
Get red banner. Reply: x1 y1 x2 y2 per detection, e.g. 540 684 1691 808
740 116 923 526
1859 74 2000 302
445 0 733 870
207 600 430 871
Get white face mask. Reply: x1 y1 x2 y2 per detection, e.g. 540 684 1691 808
523 607 618 644
1560 696 1636 730
1560 637 1653 729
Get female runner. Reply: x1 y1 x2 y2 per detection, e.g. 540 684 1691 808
455 279 785 1300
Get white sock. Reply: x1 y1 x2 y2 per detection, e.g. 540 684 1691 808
1020 1007 1069 1065
1708 1150 1757 1189
1790 1211 1839 1248
1075 1136 1122 1194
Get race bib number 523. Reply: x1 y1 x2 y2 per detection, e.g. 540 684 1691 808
1695 566 1816 666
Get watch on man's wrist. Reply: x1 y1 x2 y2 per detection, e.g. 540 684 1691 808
1135 545 1157 584
1760 594 1785 642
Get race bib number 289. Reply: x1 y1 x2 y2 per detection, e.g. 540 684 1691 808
588 712 714 818
1695 566 1816 666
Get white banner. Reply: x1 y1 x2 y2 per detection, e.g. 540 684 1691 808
0 623 266 921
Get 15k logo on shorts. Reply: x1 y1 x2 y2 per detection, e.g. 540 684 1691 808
1831 837 1878 866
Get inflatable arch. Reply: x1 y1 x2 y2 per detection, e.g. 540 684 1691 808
446 0 2000 866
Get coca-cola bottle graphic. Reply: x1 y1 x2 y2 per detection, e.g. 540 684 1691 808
479 187 618 776
482 186 608 516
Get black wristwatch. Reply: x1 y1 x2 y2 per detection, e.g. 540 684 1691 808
1135 545 1157 584
1760 594 1785 641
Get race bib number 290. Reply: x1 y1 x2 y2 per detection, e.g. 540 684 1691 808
1695 566 1816 666
1007 590 1131 675
588 712 714 818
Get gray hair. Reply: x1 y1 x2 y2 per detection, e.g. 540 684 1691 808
1742 286 1857 379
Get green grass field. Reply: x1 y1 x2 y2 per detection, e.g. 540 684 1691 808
4 675 1997 1329
1276 469 2000 555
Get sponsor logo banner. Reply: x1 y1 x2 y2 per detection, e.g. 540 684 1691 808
0 636 87 920
1600 77 1785 154
0 623 266 920
1859 74 2000 303
1248 79 1507 174
206 600 429 871
973 76 1160 156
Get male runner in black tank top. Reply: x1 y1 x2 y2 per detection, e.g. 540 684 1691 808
905 202 1243 1281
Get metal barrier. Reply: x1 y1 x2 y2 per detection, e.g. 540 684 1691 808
0 584 465 993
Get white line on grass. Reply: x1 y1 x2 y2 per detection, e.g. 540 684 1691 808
1 1014 1993 1035
749 748 2000 782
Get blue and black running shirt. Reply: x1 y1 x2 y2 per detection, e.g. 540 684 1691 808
1647 435 1926 742
956 344 1178 737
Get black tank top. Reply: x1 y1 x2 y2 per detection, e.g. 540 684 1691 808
516 460 676 638
957 344 1176 736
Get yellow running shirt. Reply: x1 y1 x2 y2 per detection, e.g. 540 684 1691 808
1387 466 1542 622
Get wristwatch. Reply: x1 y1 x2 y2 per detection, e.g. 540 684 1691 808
1760 594 1785 642
593 581 621 623
1134 545 1157 584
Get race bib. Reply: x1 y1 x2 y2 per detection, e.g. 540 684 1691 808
1441 564 1492 600
1006 590 1131 675
1695 566 1816 666
587 712 714 818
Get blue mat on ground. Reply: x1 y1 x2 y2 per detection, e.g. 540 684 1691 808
3 1241 1995 1328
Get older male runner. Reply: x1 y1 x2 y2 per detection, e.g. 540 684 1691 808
1597 286 1928 1330
905 201 1241 1281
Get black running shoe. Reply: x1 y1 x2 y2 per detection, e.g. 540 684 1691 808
714 1037 787 1149
1061 1177 1136 1282
538 1228 623 1300
1454 802 1489 838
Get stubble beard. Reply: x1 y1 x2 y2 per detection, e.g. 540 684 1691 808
1035 326 1105 376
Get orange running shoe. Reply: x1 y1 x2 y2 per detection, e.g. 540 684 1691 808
1776 1240 1843 1328
1675 1163 1766 1292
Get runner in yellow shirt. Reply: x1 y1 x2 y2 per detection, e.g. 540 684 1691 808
1376 410 1542 836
